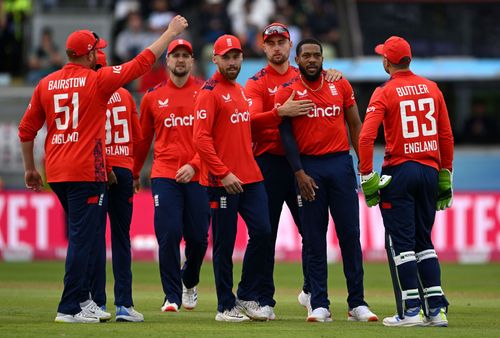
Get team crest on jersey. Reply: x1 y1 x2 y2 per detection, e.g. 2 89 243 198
267 86 278 95
158 99 169 108
329 84 338 96
222 93 232 102
297 89 308 97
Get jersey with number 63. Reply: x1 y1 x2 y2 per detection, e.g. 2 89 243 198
18 50 156 182
105 87 142 172
358 70 454 174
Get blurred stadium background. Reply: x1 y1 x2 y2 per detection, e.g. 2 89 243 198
0 0 499 263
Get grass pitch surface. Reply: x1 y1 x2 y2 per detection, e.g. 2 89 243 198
0 261 499 337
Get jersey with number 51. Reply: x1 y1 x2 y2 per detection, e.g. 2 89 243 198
18 50 156 182
359 70 454 174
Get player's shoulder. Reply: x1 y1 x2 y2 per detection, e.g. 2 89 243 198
200 78 220 91
414 73 440 90
282 75 299 88
248 67 267 82
146 80 167 94
193 76 205 87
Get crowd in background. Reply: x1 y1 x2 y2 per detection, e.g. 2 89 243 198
0 0 498 145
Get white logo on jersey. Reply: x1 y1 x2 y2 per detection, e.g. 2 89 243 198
112 66 122 74
222 93 232 102
307 105 341 118
230 108 250 124
268 86 278 94
366 106 376 113
329 84 338 96
297 89 308 97
220 196 227 208
164 113 194 128
158 99 169 108
196 109 207 120
297 195 303 207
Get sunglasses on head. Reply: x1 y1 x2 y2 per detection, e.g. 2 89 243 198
263 25 289 37
88 31 100 54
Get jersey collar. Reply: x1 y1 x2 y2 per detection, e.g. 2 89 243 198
265 62 294 76
166 75 194 89
390 70 414 79
213 71 237 86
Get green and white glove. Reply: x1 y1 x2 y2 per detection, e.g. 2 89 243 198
360 172 392 207
436 169 453 211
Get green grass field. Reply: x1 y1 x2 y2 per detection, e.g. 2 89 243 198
0 261 499 337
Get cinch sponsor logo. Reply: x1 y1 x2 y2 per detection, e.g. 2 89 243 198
307 105 341 118
366 106 376 113
158 99 169 108
230 109 249 124
164 113 194 128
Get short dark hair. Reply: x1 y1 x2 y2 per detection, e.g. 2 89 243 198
389 56 411 69
296 38 323 57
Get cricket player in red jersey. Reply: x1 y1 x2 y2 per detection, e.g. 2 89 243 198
88 50 144 322
18 16 188 323
244 23 342 316
277 38 378 323
193 34 272 322
133 39 210 313
358 36 454 327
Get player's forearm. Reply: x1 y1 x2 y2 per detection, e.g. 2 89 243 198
193 135 230 177
250 108 282 132
279 119 303 173
147 18 185 59
132 136 153 178
20 141 37 171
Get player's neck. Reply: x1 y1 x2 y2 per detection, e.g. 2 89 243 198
170 73 189 88
268 61 289 75
300 73 323 92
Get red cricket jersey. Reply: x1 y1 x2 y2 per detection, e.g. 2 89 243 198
193 71 263 187
105 87 142 172
18 49 156 182
358 70 454 174
134 76 203 181
245 64 299 156
274 73 356 156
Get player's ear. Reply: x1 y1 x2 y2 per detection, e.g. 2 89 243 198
212 55 217 65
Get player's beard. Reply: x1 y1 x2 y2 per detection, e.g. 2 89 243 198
298 64 323 82
170 68 189 77
220 65 241 81
268 52 288 66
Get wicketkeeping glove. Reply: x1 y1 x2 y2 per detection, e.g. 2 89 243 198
361 172 392 207
436 169 453 211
